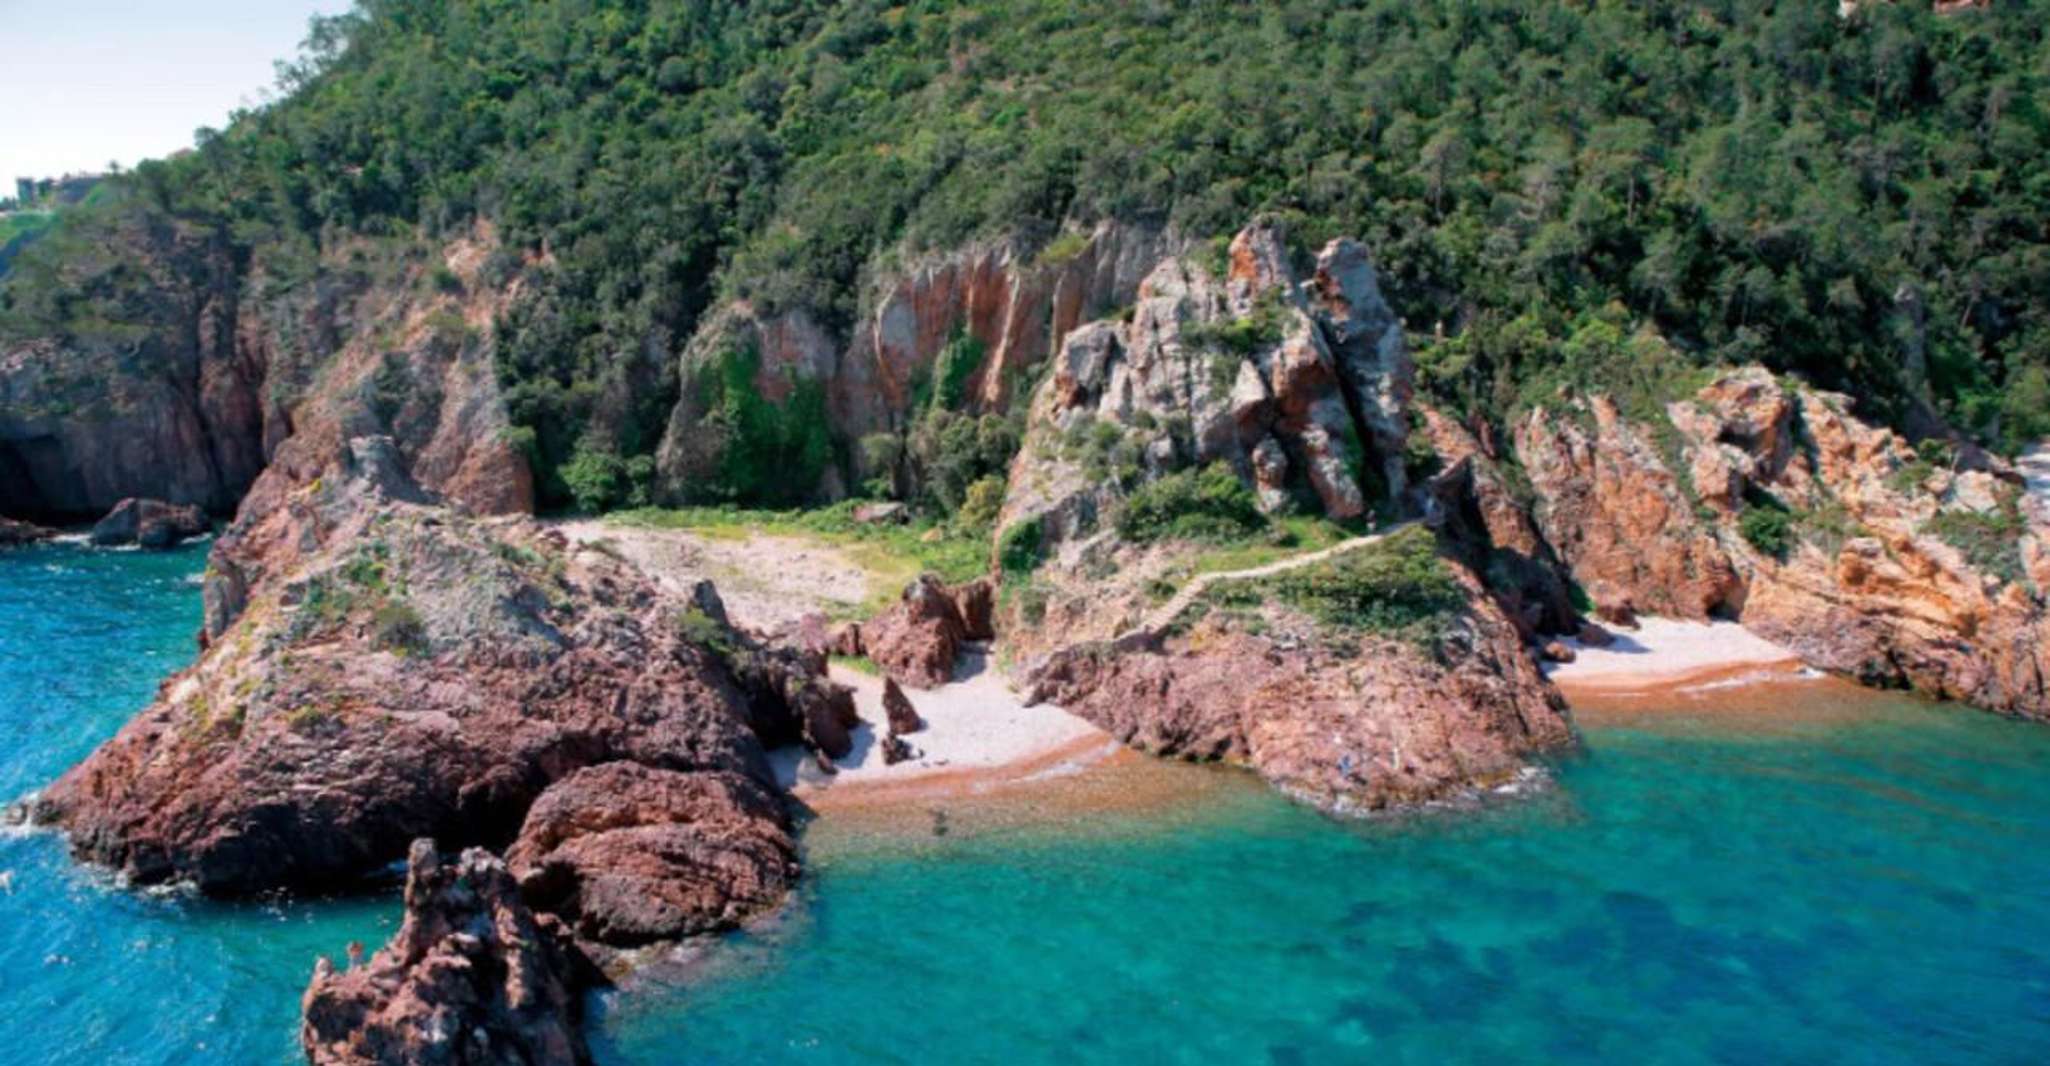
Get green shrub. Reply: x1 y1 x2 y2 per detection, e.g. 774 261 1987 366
1926 504 2026 584
1739 502 1796 559
561 439 629 514
997 517 1044 576
371 600 429 654
956 475 1007 533
675 605 736 658
696 345 836 506
1117 463 1265 543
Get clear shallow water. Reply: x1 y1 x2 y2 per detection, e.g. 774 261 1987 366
4 544 2049 1065
0 543 396 1065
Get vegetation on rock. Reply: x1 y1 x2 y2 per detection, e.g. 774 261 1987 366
8 1 2050 509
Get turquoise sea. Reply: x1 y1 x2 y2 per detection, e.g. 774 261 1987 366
4 542 2049 1064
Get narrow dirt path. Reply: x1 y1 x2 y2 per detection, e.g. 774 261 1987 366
1131 522 1416 637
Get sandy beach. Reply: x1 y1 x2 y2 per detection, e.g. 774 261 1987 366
1545 617 1811 698
769 645 1123 809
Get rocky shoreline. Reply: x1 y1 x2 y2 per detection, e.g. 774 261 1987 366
8 216 2050 1062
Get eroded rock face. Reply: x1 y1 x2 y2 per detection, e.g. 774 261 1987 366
302 841 591 1066
33 437 796 894
1665 374 2050 718
999 218 1415 558
1420 407 1577 638
1506 364 2050 720
506 763 796 952
89 497 209 548
1025 552 1572 812
657 222 1177 500
1513 394 1741 621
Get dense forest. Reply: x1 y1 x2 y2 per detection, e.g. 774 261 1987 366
4 0 2047 507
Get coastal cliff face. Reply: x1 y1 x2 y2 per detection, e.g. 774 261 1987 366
1506 366 2050 719
998 220 1414 550
1 224 532 522
655 221 1177 500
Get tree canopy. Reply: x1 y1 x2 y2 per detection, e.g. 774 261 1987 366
6 0 2049 503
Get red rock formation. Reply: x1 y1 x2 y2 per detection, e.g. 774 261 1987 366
1 224 533 521
506 763 796 951
1512 394 1741 620
862 574 972 688
1026 557 1573 813
1505 364 2050 721
657 222 1176 500
34 437 799 894
881 678 924 735
302 841 592 1066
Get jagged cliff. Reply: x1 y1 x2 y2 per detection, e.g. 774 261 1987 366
1 224 531 521
1500 366 2050 719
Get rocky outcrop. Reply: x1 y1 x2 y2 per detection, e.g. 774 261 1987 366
506 763 796 953
1666 371 2050 718
657 221 1177 500
1024 535 1572 812
33 436 806 894
1501 364 2050 720
302 840 592 1066
1513 394 1741 621
0 516 54 546
881 678 924 735
861 574 972 688
1420 407 1577 637
999 218 1415 556
88 497 209 548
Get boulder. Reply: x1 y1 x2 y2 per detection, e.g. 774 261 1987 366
863 574 969 689
506 764 796 952
879 734 920 766
89 497 209 548
301 841 591 1066
881 678 925 735
1541 641 1577 664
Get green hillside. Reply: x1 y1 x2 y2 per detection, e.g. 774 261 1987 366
5 0 2049 505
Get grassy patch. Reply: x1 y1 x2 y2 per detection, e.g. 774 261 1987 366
1926 504 2026 585
612 501 989 616
1202 525 1464 647
829 653 881 676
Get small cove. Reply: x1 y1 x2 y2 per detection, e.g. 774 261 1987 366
4 543 2049 1064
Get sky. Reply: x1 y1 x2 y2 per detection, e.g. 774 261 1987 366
0 0 353 186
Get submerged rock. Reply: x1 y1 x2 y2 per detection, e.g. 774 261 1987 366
301 840 592 1066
